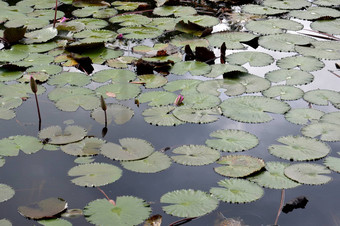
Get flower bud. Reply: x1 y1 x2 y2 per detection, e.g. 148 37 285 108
30 76 37 94
174 95 184 106
100 95 107 111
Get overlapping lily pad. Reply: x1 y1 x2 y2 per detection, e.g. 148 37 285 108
204 64 247 78
38 125 87 145
284 108 324 125
142 106 185 126
264 69 314 85
171 145 220 166
61 137 105 156
91 103 134 125
170 61 211 76
277 56 325 72
301 122 340 142
226 51 274 67
207 32 257 49
303 89 340 106
262 85 304 101
284 163 332 185
0 135 42 156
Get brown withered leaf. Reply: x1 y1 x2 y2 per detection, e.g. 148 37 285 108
175 20 212 37
68 53 94 74
184 44 195 61
144 214 162 226
134 59 174 75
3 26 27 48
195 46 215 64
220 42 226 64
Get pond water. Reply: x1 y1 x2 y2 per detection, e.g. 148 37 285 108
0 0 340 225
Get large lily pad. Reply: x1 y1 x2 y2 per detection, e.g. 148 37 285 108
204 64 247 78
142 106 185 126
138 91 177 106
153 6 196 17
163 79 202 96
55 95 100 112
171 145 220 166
289 7 340 20
210 179 264 203
295 40 340 60
311 19 340 35
117 26 164 39
91 69 136 83
0 135 42 156
220 96 290 123
259 33 315 52
183 93 221 109
301 122 340 142
61 137 105 156
38 126 87 145
197 79 246 96
91 103 134 125
206 32 257 49
242 4 289 15
68 163 122 187
246 19 303 35
268 136 330 161
0 184 15 203
284 108 324 125
136 74 168 88
48 72 91 87
263 0 311 9
284 163 332 185
24 27 58 44
160 189 219 218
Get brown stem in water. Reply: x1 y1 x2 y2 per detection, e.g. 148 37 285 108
169 217 197 226
34 92 41 130
274 189 285 226
97 187 116 206
53 0 58 28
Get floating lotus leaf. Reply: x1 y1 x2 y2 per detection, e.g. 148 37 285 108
314 0 340 6
118 26 164 39
183 93 221 109
48 87 94 102
55 95 100 112
226 51 274 67
0 219 11 226
262 85 304 101
197 79 246 96
74 156 95 164
173 106 221 124
0 96 22 109
263 0 311 9
138 91 177 106
109 14 151 26
72 6 117 18
68 163 122 187
170 34 209 48
133 43 171 55
18 71 49 83
4 17 49 30
0 68 23 81
56 21 85 32
301 122 340 142
91 103 134 125
206 129 258 152
73 18 108 29
27 64 62 76
204 64 247 78
18 198 67 220
142 106 185 126
214 155 264 177
170 61 211 76
181 15 220 27
160 189 218 218
311 19 340 35
295 40 340 60
48 72 90 86
171 145 220 166
259 33 315 52
0 107 15 120
95 83 140 100
0 135 43 156
277 56 324 72
0 83 46 97
25 42 58 53
106 56 137 68
84 197 151 225
61 137 105 156
38 125 87 145
242 4 289 15
289 7 340 20
24 27 58 44
210 179 264 203
268 136 330 161
74 29 116 43
284 163 332 185
136 74 167 88
121 151 171 173
16 53 54 67
264 69 314 85
220 96 290 123
324 155 340 173
148 17 177 31
92 69 136 83
207 32 257 49
153 6 196 17
0 44 29 63
112 1 147 11
320 111 340 124
248 161 300 189
38 219 72 226
0 184 14 203
284 108 324 125
101 138 154 161
163 79 202 96
28 9 64 19
246 19 303 35
236 73 271 93
303 89 340 106
32 0 58 9
72 0 109 7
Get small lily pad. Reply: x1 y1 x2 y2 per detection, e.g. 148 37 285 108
0 184 15 203
171 145 220 166
142 106 185 126
284 108 324 125
0 108 15 120
61 137 105 156
117 26 163 39
38 125 87 145
262 85 304 101
301 122 340 142
284 163 332 185
68 163 122 187
324 155 340 173
91 103 134 125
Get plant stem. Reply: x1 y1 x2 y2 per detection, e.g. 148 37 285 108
169 217 197 226
97 187 116 205
53 0 58 28
34 92 41 129
274 189 285 226
104 110 107 128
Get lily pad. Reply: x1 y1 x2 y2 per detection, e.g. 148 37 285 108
236 73 271 93
284 163 332 185
0 219 11 226
173 106 221 124
73 18 108 30
206 129 258 152
303 89 340 106
91 103 134 125
84 197 151 225
295 40 340 60
170 34 209 49
301 122 340 142
160 189 219 218
142 106 185 126
197 79 246 96
311 19 340 35
204 64 247 78
163 79 202 96
242 4 289 15
0 157 4 167
214 155 265 177
0 68 23 82
55 95 100 112
38 219 72 226
248 161 300 189
136 74 167 88
112 1 147 11
121 151 171 173
264 69 314 85
95 83 141 100
284 108 324 125
101 138 154 161
268 136 330 161
207 32 257 49
171 145 220 166
61 137 105 156
246 19 303 35
320 111 340 124
138 91 177 106
220 96 290 123
226 51 274 67
74 29 116 43
109 14 151 26
68 163 122 187
74 157 95 164
259 33 315 52
118 26 164 39
0 45 29 63
0 108 15 120
38 125 87 145
0 96 23 109
324 155 340 173
262 85 304 101
313 0 340 6
276 56 324 72
24 27 58 44
263 0 311 9
0 184 15 203
210 179 264 203
48 87 94 102
183 93 221 109
48 72 90 86
289 7 340 20
91 69 136 83
153 6 196 17
0 135 43 156
170 61 211 76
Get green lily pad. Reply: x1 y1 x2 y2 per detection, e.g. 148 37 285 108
246 18 303 34
92 69 136 83
24 27 58 44
210 179 264 203
101 138 154 161
313 0 340 6
301 122 340 142
303 89 340 106
48 72 91 86
138 91 177 106
118 26 164 39
204 64 247 78
0 108 15 120
277 55 325 72
26 64 62 76
38 218 72 226
289 7 340 20
55 95 100 112
0 68 23 82
324 155 340 173
263 0 311 9
183 93 221 109
197 79 246 96
163 79 202 96
4 16 49 30
61 137 105 156
74 156 95 164
136 74 167 88
95 83 141 100
206 32 257 49
0 184 15 203
91 103 134 125
48 87 94 102
242 4 289 15
268 136 330 161
68 163 122 187
311 19 340 35
264 69 314 85
284 108 324 125
173 106 221 124
106 56 137 68
248 161 301 189
121 151 171 173
220 96 290 123
0 135 43 156
284 163 332 185
226 51 274 67
0 83 44 97
170 61 211 76
259 33 315 52
56 21 85 32
148 17 177 31
0 96 23 109
295 40 340 60
0 44 29 63
171 145 220 166
170 34 209 49
161 189 219 218
153 6 196 17
142 106 185 126
73 18 109 30
320 111 340 124
236 73 271 93
72 7 117 18
214 155 265 177
262 85 304 101
112 1 147 11
84 197 151 225
18 198 67 220
0 157 5 167
206 129 259 152
0 219 11 226
38 125 87 145
74 29 116 43
109 14 151 26
15 53 54 67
